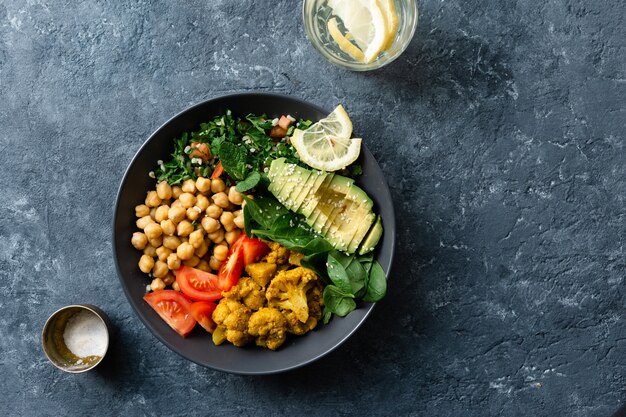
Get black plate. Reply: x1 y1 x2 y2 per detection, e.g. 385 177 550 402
113 92 396 374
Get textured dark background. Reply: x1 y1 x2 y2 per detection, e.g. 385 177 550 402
1 0 625 416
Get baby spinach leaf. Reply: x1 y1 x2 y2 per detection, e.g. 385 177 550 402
301 252 330 283
218 142 248 180
363 260 387 302
235 171 261 192
323 285 356 318
326 253 352 294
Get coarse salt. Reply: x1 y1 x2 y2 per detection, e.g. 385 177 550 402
63 310 108 358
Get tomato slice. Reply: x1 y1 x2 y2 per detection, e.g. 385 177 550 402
217 241 244 292
175 266 223 301
144 290 196 337
241 236 270 266
190 142 211 162
210 161 224 179
189 301 217 334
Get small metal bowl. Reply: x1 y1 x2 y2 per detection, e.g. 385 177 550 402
41 304 111 373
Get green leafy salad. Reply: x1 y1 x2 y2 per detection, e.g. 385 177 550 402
155 107 387 323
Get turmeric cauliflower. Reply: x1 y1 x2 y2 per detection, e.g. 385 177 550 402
248 307 288 350
263 241 289 265
283 282 324 335
266 267 320 324
223 277 265 311
212 299 252 347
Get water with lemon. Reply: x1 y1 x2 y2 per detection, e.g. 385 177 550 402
303 0 418 70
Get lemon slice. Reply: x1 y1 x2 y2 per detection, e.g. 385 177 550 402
290 105 361 171
327 18 365 62
328 0 389 63
379 0 399 49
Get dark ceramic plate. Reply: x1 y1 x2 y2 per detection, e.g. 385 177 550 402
113 93 395 374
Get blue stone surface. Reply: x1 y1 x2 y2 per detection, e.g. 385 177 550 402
1 0 625 416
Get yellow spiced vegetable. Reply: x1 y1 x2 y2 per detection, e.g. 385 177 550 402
212 299 252 347
266 267 320 324
248 307 288 350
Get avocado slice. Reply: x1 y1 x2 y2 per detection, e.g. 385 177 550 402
326 206 375 252
278 168 312 211
347 212 377 253
357 215 383 254
300 173 334 218
267 158 287 196
292 170 328 213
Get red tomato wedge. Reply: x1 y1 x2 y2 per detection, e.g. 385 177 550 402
217 240 244 292
175 266 223 301
210 161 224 179
241 236 270 266
190 142 211 161
189 301 217 334
144 290 196 337
277 115 292 130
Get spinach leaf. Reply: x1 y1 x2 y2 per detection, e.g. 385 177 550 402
323 285 356 320
242 195 291 230
235 171 261 192
243 204 253 238
251 228 314 250
326 253 352 294
363 260 387 302
218 142 248 180
301 252 330 283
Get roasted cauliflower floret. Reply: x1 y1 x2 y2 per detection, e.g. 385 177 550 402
266 267 319 324
245 262 277 288
283 282 324 335
223 277 266 310
212 299 252 347
288 251 304 266
263 241 289 265
248 307 288 350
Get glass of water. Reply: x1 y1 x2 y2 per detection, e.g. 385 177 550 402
303 0 419 71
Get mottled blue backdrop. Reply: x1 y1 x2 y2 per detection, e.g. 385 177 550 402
1 0 625 416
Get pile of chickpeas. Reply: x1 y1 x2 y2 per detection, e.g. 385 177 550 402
131 176 246 292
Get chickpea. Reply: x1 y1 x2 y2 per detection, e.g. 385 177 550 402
209 256 222 271
233 214 245 230
150 278 166 291
176 220 194 237
206 204 223 219
195 241 209 258
213 244 229 261
156 246 172 262
160 219 176 236
220 211 235 232
211 178 226 193
162 273 175 286
156 181 173 200
170 199 183 209
145 191 162 207
208 229 225 244
149 207 157 220
228 186 244 205
148 236 162 248
189 229 205 248
181 179 197 194
225 229 241 246
136 215 154 229
196 177 211 194
195 195 210 211
152 260 169 278
167 253 181 270
135 204 150 217
144 223 163 240
176 242 194 260
131 232 148 250
183 255 200 267
154 205 170 222
138 255 155 273
172 280 181 291
212 192 229 208
168 206 186 224
179 192 196 208
172 185 183 199
186 206 202 221
163 235 182 250
196 260 211 272
201 216 220 233
143 244 157 257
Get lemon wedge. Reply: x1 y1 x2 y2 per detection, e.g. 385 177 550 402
327 18 365 62
328 0 389 63
378 0 399 49
290 105 361 172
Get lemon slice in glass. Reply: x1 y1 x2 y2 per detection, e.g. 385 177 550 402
290 105 362 171
328 0 389 63
379 0 399 49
